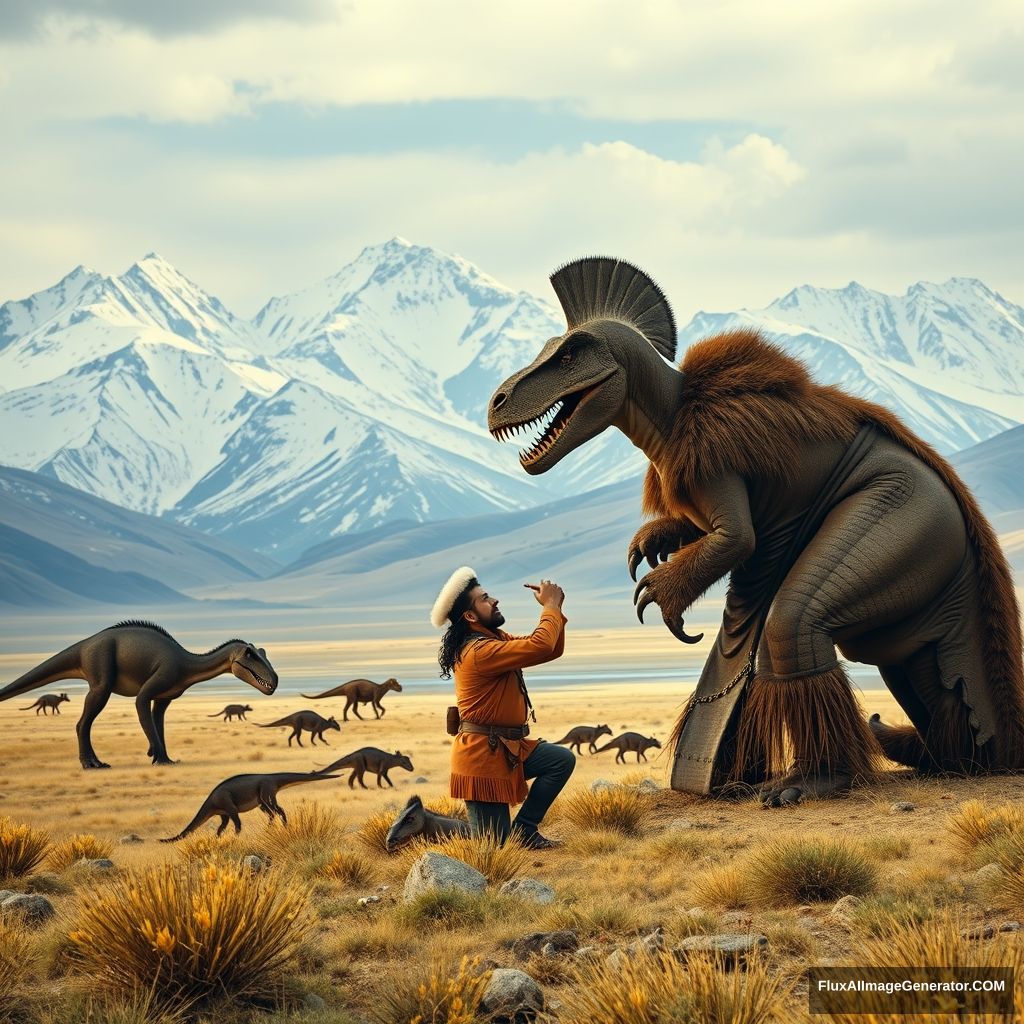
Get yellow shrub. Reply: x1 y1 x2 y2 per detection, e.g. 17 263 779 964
319 849 377 886
68 861 313 1008
357 809 397 854
174 831 237 864
426 831 530 884
371 955 491 1024
47 834 115 872
0 816 50 879
259 801 343 862
947 800 1024 855
558 788 654 836
0 916 36 1004
744 836 877 906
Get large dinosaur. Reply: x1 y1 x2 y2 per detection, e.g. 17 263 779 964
160 771 338 840
301 678 403 720
487 256 1024 804
0 621 278 769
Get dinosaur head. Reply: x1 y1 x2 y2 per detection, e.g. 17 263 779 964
230 643 278 695
489 257 677 475
648 736 662 749
326 716 341 732
385 678 403 692
597 724 612 739
59 693 70 703
386 794 425 851
394 749 414 772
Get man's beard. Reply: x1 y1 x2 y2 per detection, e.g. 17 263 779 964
484 609 506 628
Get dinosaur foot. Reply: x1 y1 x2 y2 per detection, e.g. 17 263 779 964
760 765 853 808
151 756 179 766
81 758 111 770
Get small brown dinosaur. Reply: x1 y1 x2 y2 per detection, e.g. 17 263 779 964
0 621 277 769
385 795 470 851
595 732 662 763
160 771 339 840
320 747 414 788
301 677 403 720
254 710 340 746
553 724 613 754
209 704 253 721
20 693 70 715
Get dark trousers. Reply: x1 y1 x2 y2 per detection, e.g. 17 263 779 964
465 740 576 843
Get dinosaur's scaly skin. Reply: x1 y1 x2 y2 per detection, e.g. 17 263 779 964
488 257 1024 803
0 621 278 769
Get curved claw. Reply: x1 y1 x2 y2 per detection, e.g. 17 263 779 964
628 548 642 582
633 575 648 606
636 593 655 623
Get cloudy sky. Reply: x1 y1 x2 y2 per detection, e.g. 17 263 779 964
1 0 1022 320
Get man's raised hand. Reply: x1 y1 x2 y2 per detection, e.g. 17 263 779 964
524 579 564 609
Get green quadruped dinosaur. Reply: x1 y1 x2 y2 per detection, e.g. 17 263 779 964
0 621 278 769
160 771 338 840
489 256 1024 804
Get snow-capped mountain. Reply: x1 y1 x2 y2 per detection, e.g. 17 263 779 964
680 278 1024 452
1 240 1022 560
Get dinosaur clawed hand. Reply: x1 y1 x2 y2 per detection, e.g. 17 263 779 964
627 516 701 581
633 561 704 644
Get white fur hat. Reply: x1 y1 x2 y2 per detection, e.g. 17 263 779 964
431 566 478 629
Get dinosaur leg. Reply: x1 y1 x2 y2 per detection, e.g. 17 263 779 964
637 750 646 762
310 731 320 746
216 815 230 836
356 767 368 789
148 698 174 764
376 702 385 718
77 683 114 769
343 702 351 722
352 705 365 720
136 675 178 764
746 477 968 806
615 750 624 764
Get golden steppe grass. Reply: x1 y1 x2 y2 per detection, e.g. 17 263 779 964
2 683 1024 1022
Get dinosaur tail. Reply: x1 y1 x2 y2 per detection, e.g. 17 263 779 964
18 701 41 710
207 712 226 718
593 740 616 754
276 772 341 787
300 688 338 700
315 754 356 774
160 800 215 843
552 733 575 745
253 717 292 728
0 644 83 703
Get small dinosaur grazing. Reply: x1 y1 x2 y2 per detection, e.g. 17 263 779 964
385 795 470 851
254 710 340 746
595 732 662 763
0 621 277 769
20 693 70 716
209 704 253 721
301 678 403 720
553 724 613 754
160 771 339 840
319 747 414 788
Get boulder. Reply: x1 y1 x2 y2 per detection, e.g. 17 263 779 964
828 894 861 926
973 863 1003 887
1 893 55 927
676 932 768 967
403 852 486 901
999 921 1021 933
500 878 555 905
606 929 665 969
509 930 578 960
242 854 267 874
480 968 544 1022
634 779 660 792
961 925 996 940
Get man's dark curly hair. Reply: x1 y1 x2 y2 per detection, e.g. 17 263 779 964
438 576 479 679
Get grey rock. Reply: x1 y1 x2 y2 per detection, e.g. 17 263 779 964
961 925 996 940
77 858 115 870
591 779 618 792
999 921 1021 933
480 968 544 1021
119 833 144 844
890 801 916 813
829 894 861 925
415 776 429 783
676 932 768 967
242 855 267 874
403 852 486 901
973 863 1003 886
634 778 660 792
25 874 64 894
0 890 17 904
665 818 693 831
510 930 578 960
720 910 753 929
302 993 326 1011
1 893 55 927
574 946 601 961
357 895 381 907
500 878 555 905
607 929 665 969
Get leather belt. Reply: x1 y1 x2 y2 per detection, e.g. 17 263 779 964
458 721 530 740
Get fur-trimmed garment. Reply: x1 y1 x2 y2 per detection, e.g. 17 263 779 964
650 330 1024 791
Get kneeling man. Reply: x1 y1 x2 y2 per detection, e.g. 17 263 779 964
432 567 575 849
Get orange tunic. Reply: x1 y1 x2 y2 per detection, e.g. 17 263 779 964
449 608 567 804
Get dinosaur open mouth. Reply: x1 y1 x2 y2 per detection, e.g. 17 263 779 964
491 379 604 466
243 665 275 693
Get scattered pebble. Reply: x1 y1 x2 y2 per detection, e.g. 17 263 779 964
242 855 267 874
357 895 381 907
119 833 144 844
961 925 996 941
500 878 555 905
890 801 915 813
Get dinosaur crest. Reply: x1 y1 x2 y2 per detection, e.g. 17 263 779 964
549 256 677 361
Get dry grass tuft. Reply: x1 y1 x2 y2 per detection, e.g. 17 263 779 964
946 799 1024 855
424 797 468 820
558 787 654 836
369 955 491 1024
0 915 36 1005
543 893 649 937
821 912 1024 1021
0 816 50 879
319 849 377 887
690 865 752 909
47 833 115 872
744 836 877 906
426 831 531 884
357 809 398 854
68 860 313 1009
561 949 791 1024
174 831 238 864
259 801 343 861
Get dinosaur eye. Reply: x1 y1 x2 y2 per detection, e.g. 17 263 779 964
560 348 573 367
